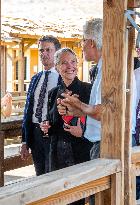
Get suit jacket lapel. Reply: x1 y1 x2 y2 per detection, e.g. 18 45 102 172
31 71 43 98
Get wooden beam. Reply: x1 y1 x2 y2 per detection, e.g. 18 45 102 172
1 41 18 47
59 37 80 42
4 154 33 172
101 0 128 204
0 159 121 205
131 166 137 204
9 33 80 42
28 177 110 205
124 4 136 203
128 0 140 8
18 40 25 95
0 119 22 131
0 132 4 187
1 46 7 95
101 0 127 158
10 33 40 40
24 40 37 52
111 172 122 205
12 50 16 92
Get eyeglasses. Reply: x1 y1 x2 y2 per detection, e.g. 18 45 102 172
80 38 96 46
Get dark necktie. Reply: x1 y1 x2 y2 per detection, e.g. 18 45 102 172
135 99 140 145
89 64 98 84
35 71 51 123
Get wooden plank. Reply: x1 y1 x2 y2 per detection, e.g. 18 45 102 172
10 33 40 40
95 192 104 205
101 0 128 205
24 40 37 52
131 166 136 205
101 0 127 160
124 5 135 204
4 154 33 172
1 41 18 47
2 128 22 138
95 173 122 205
28 177 110 205
59 38 80 42
0 132 4 187
74 47 83 81
0 159 121 205
18 40 25 95
1 46 7 95
9 33 80 42
0 119 22 131
12 50 16 92
111 172 122 205
12 96 26 102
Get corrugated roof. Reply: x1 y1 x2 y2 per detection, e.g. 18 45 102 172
2 1 140 41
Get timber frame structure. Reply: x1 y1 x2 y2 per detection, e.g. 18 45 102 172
1 37 83 95
0 0 140 205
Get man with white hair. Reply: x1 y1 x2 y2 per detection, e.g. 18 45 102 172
58 18 138 202
81 18 102 158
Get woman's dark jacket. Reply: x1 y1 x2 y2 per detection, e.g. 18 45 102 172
47 77 92 171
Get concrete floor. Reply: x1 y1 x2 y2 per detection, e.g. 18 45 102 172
4 165 35 185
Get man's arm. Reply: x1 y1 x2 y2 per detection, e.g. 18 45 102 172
59 87 116 120
57 96 85 117
80 102 105 121
58 93 105 121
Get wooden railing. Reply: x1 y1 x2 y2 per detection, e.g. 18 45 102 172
131 146 140 205
0 118 33 186
0 138 139 204
12 96 26 115
0 159 121 205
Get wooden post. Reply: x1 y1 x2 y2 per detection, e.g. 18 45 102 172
124 4 136 204
12 50 16 92
0 131 4 187
18 40 25 95
74 47 83 81
1 46 7 95
99 0 128 204
0 46 5 185
111 173 122 205
131 165 136 205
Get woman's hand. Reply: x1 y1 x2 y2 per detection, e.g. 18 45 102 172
64 118 83 137
40 121 51 134
20 144 30 160
57 98 67 115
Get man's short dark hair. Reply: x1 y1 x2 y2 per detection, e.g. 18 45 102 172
38 35 61 51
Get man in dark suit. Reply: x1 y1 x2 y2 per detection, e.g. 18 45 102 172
20 35 61 176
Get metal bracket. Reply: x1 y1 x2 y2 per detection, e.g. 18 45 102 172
125 10 140 48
